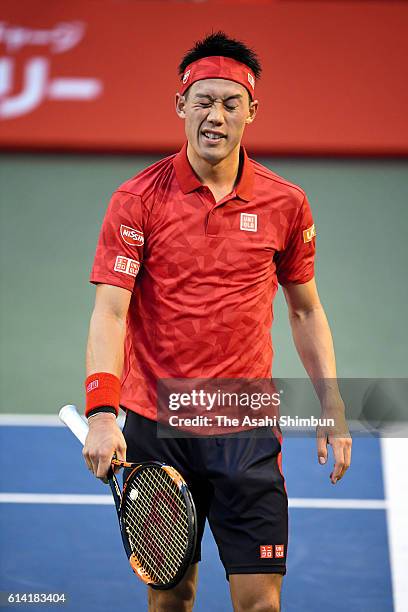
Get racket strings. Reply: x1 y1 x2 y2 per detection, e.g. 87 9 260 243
127 468 190 538
126 510 185 583
127 499 189 561
126 469 189 567
126 492 188 571
124 471 189 582
123 467 191 584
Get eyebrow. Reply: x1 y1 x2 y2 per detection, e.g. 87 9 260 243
194 93 243 102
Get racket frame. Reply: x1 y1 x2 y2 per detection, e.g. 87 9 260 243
113 460 197 590
59 405 197 590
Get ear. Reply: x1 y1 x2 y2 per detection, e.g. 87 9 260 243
245 99 259 125
175 93 186 119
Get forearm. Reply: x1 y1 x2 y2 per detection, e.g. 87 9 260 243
289 305 342 405
86 310 127 378
84 292 129 479
84 314 127 478
284 281 351 482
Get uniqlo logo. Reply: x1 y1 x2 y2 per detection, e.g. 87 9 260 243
240 212 257 232
128 259 139 276
114 256 128 272
275 545 285 558
302 223 316 243
114 255 140 277
260 545 273 559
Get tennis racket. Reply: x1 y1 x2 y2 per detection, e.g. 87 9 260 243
59 404 197 590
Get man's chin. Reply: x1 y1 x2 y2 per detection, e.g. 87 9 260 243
197 144 229 165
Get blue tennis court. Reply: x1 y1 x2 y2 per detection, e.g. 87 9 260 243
1 419 404 611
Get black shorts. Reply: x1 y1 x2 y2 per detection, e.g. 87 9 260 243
122 411 288 578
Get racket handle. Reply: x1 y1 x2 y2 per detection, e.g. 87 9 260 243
59 404 89 446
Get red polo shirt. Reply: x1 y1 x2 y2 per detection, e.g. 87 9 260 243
90 144 316 419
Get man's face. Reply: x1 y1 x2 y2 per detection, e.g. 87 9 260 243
175 79 258 165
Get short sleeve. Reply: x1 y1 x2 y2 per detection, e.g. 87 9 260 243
90 190 145 291
276 195 316 286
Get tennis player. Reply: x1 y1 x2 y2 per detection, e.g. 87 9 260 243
83 32 352 612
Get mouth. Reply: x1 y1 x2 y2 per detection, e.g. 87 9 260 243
201 130 226 143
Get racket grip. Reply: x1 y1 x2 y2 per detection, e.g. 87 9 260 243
59 404 89 446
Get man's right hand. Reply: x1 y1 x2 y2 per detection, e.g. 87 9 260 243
83 412 127 481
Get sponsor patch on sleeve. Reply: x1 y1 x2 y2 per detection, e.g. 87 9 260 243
114 255 140 277
120 224 144 246
302 223 316 243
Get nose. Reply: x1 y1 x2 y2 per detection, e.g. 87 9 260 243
207 101 224 125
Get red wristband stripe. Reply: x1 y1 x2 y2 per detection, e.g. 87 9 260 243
85 372 121 417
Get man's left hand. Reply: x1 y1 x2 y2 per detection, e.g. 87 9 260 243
316 404 352 484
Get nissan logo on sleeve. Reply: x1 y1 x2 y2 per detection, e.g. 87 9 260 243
120 224 144 246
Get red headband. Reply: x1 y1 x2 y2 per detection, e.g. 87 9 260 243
180 56 256 98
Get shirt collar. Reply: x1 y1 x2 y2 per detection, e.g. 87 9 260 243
173 142 254 202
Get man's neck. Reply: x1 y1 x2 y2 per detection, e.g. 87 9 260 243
186 143 241 201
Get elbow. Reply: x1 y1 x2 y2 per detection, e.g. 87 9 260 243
288 303 323 323
90 306 127 329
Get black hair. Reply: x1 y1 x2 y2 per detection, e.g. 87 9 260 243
178 31 262 80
